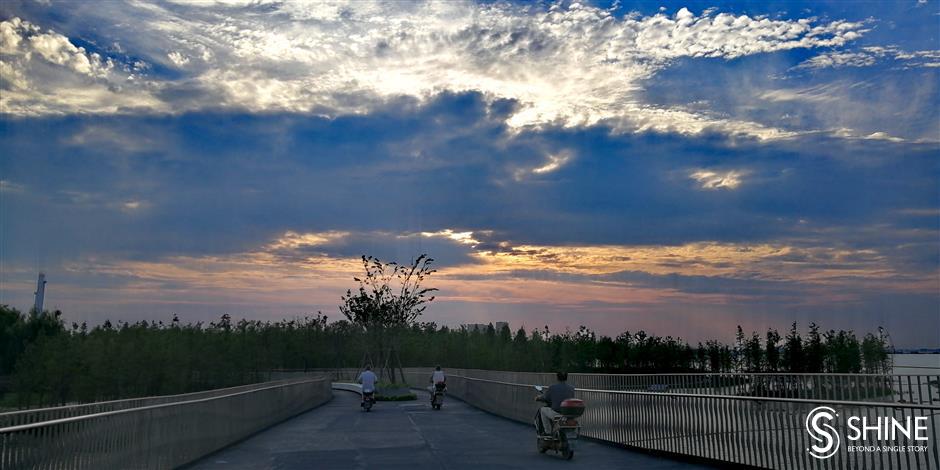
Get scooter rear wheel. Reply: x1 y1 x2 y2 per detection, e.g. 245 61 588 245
563 448 574 460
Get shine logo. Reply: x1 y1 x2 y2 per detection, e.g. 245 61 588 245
806 406 840 459
804 406 931 459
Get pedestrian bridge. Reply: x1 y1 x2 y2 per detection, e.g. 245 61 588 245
1 368 938 469
188 385 699 469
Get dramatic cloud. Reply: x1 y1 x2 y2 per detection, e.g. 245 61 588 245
1 2 870 139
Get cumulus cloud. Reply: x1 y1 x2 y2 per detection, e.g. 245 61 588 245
689 169 744 190
862 131 905 142
0 17 163 115
1 2 869 138
0 17 112 79
421 230 480 246
796 46 940 70
513 151 574 180
166 51 190 67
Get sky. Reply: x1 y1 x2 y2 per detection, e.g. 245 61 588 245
0 0 938 347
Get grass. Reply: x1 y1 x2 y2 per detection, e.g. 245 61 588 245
375 381 416 401
376 393 417 401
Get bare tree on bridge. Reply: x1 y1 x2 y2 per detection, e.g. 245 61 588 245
340 254 437 384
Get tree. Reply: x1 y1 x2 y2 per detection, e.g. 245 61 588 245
734 325 746 371
596 336 616 371
861 332 889 373
574 326 596 371
705 340 731 372
615 332 632 372
823 329 861 373
744 331 763 372
782 322 804 373
529 328 548 371
804 323 825 373
511 326 528 370
695 343 708 371
765 329 781 372
0 306 26 374
339 254 437 383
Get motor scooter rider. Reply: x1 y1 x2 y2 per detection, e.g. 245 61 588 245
535 371 575 435
357 365 378 407
428 365 446 393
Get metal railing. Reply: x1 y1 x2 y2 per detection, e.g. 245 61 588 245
399 369 940 469
0 377 324 429
278 367 939 404
400 368 938 404
0 376 332 469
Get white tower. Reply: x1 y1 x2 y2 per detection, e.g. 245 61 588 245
33 273 46 313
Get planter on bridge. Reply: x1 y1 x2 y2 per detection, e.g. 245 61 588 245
376 383 416 401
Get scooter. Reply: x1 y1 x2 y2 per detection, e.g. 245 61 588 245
361 390 376 412
430 382 446 410
533 385 585 460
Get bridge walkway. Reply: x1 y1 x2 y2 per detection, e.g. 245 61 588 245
189 389 712 469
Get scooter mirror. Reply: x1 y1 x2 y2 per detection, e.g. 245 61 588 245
534 385 543 392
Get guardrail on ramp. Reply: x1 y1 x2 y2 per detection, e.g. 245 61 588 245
0 376 332 469
400 368 940 470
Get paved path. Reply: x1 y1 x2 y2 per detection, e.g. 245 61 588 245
189 390 713 469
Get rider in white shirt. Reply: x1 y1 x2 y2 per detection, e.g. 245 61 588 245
357 365 378 405
431 366 446 385
428 365 446 394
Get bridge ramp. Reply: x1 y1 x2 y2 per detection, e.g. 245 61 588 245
189 389 711 469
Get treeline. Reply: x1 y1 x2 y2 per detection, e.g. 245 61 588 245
395 322 891 375
1 307 353 408
0 305 890 408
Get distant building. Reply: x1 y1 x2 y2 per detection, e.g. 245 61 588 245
33 273 46 313
461 322 509 332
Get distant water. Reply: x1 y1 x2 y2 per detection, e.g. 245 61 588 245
891 353 940 375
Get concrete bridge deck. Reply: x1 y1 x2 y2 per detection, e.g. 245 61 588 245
189 389 712 469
